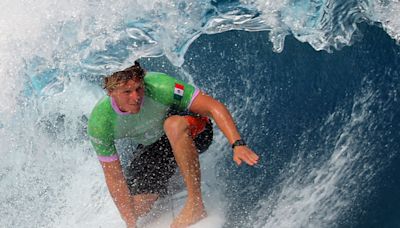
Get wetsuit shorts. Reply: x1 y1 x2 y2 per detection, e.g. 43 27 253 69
125 115 213 196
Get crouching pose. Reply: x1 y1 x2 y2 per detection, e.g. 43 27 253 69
87 61 259 228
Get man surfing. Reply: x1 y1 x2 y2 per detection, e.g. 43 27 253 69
87 61 259 228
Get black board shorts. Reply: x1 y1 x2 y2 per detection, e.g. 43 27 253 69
125 119 213 197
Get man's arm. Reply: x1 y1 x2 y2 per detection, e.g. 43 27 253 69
100 159 136 227
189 92 259 166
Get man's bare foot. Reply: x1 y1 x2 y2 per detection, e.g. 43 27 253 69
170 200 207 228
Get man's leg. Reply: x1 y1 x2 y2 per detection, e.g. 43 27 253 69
125 139 177 219
131 194 159 217
164 115 207 228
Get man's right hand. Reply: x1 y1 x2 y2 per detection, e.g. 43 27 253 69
101 160 137 228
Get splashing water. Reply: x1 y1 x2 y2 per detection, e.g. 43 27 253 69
1 0 400 227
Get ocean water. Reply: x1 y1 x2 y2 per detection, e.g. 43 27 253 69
0 0 399 227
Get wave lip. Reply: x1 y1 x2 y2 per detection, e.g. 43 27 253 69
369 0 400 44
2 0 400 99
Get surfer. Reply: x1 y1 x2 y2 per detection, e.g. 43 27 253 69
87 61 259 228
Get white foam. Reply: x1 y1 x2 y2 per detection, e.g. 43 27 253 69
370 0 400 44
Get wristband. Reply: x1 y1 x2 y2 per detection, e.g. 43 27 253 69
232 139 246 149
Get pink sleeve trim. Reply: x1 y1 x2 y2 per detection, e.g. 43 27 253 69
188 88 200 109
98 154 119 162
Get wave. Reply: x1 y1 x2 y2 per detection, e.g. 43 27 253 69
1 1 400 227
1 0 399 102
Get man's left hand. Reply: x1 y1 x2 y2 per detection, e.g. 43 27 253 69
233 146 259 166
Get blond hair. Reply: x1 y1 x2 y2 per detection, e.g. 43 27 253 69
103 61 145 92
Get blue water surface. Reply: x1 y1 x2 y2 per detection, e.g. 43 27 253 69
174 24 400 227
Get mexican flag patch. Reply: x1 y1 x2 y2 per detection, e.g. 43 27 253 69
174 83 184 100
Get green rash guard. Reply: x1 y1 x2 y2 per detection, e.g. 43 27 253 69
87 72 200 162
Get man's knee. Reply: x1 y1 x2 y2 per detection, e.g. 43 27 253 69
164 115 190 139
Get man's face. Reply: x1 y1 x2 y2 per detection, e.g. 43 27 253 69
109 78 145 114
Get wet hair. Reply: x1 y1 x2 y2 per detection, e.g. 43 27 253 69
103 61 146 92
